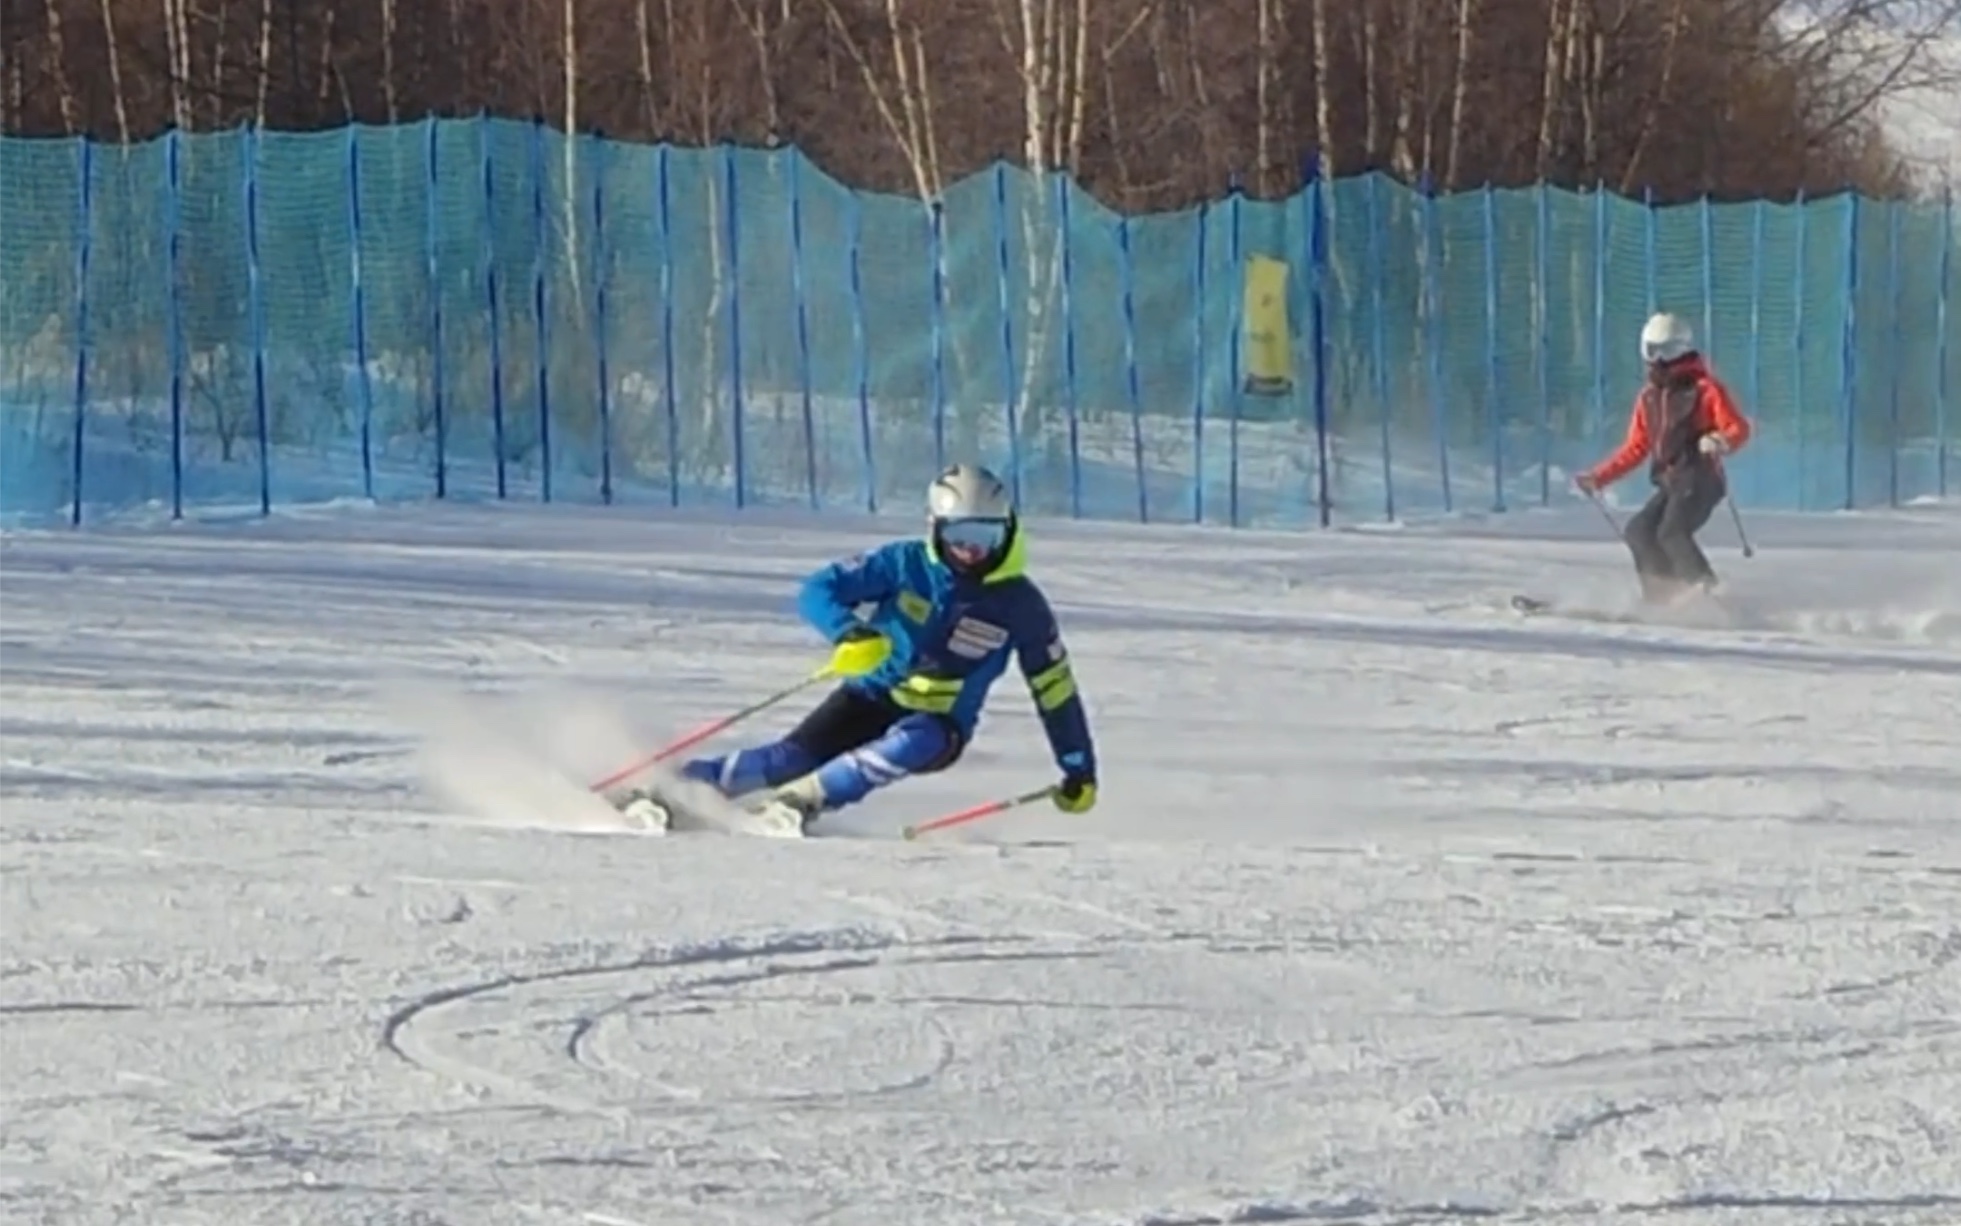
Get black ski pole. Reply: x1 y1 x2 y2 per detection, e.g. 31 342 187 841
1726 496 1754 558
1584 488 1622 536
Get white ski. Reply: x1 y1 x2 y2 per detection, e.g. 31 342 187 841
609 771 808 839
1510 594 1645 624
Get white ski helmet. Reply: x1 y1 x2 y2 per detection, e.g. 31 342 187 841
1640 312 1696 366
926 463 1016 575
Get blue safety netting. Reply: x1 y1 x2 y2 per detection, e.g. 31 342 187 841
4 120 1957 526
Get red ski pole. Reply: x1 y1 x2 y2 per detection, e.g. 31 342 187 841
587 665 833 795
902 785 1057 841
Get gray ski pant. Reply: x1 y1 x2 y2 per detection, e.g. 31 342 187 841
1623 463 1726 599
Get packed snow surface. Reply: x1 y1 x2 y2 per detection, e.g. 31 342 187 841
3 498 1960 1226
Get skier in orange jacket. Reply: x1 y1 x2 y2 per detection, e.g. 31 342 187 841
1576 312 1752 603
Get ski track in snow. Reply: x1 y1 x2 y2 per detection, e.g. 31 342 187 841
2 498 1960 1225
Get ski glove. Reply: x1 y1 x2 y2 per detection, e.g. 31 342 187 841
1052 771 1097 815
1698 431 1731 457
827 625 892 678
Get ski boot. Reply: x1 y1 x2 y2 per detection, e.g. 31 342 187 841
607 785 675 834
749 774 827 838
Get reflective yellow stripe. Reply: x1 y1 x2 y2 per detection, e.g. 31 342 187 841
1028 659 1076 711
891 674 961 714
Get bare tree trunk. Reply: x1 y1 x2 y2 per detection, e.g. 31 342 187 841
729 0 786 139
635 0 658 132
1311 0 1333 178
380 0 400 120
4 40 18 128
1013 0 1045 172
1444 0 1479 189
1534 0 1570 180
320 8 342 116
161 0 191 130
1254 0 1288 192
663 0 729 482
1581 14 1604 179
1619 0 1688 194
1362 0 1383 168
820 0 945 201
974 0 1094 486
257 0 276 123
662 0 684 132
39 0 79 132
97 0 131 141
1390 0 1424 181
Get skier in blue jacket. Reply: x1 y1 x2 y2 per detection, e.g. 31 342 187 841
625 463 1099 834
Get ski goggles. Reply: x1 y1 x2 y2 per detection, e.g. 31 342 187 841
1642 335 1693 365
936 517 1010 556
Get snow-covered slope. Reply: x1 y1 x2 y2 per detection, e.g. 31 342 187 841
3 499 1959 1224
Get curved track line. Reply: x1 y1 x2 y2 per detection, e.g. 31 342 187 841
380 927 900 1112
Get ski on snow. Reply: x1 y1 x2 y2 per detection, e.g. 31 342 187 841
1508 594 1650 624
1508 591 1738 627
609 771 810 840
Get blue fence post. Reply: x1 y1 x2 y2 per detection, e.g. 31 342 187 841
1056 174 1084 517
68 137 93 527
1364 174 1393 521
1699 193 1716 369
166 128 184 518
424 118 447 500
1227 174 1243 527
245 125 270 516
1535 182 1552 506
991 162 1021 504
592 134 613 505
787 151 818 509
347 125 376 501
1309 155 1332 528
1747 199 1766 508
1941 188 1954 498
480 117 508 500
1642 186 1658 316
1886 198 1902 507
1840 193 1860 510
850 191 875 512
1191 199 1207 523
656 143 678 507
723 143 746 508
1481 182 1503 512
1794 188 1808 509
1698 189 1727 479
1421 173 1451 513
1590 183 1607 456
530 121 552 503
1118 212 1148 523
928 200 947 471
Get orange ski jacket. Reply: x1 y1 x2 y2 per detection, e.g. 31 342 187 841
1586 356 1753 488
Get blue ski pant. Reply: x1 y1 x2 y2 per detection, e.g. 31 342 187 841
679 685 965 810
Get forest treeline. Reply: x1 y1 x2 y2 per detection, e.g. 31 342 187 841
3 0 1956 210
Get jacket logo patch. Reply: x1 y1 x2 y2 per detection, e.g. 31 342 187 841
948 617 1010 659
897 591 932 623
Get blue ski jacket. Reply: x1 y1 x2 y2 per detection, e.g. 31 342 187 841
795 529 1097 781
